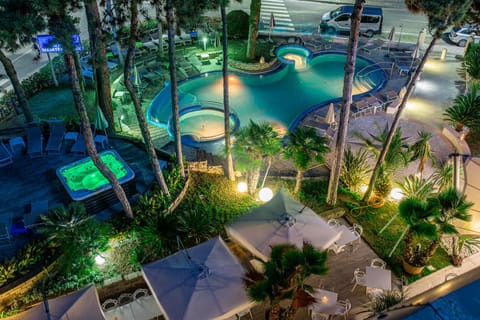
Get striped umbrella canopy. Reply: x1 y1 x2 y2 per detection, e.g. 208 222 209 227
94 106 109 132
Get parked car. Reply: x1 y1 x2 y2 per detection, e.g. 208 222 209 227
449 25 480 47
320 5 383 37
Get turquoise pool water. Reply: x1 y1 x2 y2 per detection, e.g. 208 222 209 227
147 51 386 137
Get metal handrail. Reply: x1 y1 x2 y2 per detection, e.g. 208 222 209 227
357 61 394 78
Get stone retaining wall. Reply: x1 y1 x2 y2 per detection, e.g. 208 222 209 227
229 58 279 73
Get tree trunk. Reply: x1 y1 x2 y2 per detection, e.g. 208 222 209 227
363 36 438 202
166 4 185 177
326 0 364 206
0 49 33 123
124 0 170 195
246 0 261 60
155 3 164 58
420 240 440 266
268 304 282 320
247 167 261 195
221 5 235 181
85 0 115 133
64 53 133 218
294 169 304 194
260 157 272 189
404 229 415 264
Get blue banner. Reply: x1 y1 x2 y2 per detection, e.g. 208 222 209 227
37 34 82 53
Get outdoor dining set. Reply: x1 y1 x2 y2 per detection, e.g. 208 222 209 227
307 257 393 320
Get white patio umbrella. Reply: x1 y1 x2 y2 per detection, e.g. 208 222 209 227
325 103 336 125
388 26 396 42
142 237 254 320
94 106 109 132
133 65 141 87
5 284 104 320
225 190 342 261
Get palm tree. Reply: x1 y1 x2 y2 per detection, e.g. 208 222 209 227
246 0 261 59
244 243 328 320
165 1 185 177
430 160 453 192
410 130 434 177
443 83 480 132
233 120 281 194
38 0 134 218
123 0 170 195
37 202 109 273
37 202 91 244
283 127 330 194
363 0 476 202
220 2 235 181
398 197 439 268
354 123 410 177
396 175 434 201
326 0 365 206
84 0 115 131
340 147 371 193
0 0 46 123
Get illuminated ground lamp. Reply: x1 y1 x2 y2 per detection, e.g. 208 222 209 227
95 255 106 265
237 182 248 193
390 188 404 201
202 37 207 51
259 187 273 202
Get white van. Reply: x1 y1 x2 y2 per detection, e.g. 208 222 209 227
320 6 383 38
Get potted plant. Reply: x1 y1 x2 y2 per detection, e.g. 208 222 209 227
442 234 480 267
244 243 328 320
399 188 473 275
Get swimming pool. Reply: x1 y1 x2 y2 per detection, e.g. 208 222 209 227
147 50 386 144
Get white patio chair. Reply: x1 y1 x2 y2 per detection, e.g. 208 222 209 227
349 224 363 244
328 243 346 255
333 299 351 320
101 299 118 312
327 218 340 228
236 308 253 319
117 293 134 305
351 268 366 292
133 288 150 299
371 258 387 269
310 310 329 320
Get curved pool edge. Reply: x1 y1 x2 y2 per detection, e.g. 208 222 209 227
288 50 388 132
147 50 389 138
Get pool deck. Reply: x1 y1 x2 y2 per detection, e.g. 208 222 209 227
0 137 156 257
1 36 479 318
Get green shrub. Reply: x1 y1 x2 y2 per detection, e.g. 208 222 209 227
465 43 480 81
227 10 249 39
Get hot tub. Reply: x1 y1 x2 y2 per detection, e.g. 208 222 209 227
56 150 136 212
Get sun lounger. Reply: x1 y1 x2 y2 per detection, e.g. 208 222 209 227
0 142 13 167
26 122 43 159
71 124 95 155
45 119 65 155
359 39 384 55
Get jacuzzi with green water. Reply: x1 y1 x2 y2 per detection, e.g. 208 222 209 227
56 150 135 205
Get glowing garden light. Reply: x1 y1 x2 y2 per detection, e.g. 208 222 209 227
259 187 273 202
95 255 106 265
237 182 248 193
390 188 404 201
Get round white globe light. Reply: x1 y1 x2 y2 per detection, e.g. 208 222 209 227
259 187 274 202
95 255 106 265
237 182 248 193
390 188 404 201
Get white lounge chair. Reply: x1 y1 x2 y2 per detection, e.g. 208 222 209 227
26 122 43 159
46 119 65 154
0 142 13 167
